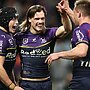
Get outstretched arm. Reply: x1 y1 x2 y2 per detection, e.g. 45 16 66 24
59 0 78 25
45 43 88 64
55 1 72 38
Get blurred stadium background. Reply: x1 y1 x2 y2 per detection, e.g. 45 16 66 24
0 0 76 90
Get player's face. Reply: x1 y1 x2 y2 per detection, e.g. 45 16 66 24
73 7 79 25
30 10 45 34
9 18 18 34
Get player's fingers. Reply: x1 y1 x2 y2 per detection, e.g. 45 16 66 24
45 56 50 63
56 6 62 13
45 58 48 63
48 58 52 64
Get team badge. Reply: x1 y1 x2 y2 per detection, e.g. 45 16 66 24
40 38 46 43
8 39 13 45
23 38 28 44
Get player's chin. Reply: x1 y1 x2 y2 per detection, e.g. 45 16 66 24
38 27 45 31
36 28 42 31
38 26 44 29
11 29 16 34
38 30 44 33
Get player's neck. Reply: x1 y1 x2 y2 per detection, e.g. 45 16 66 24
30 27 39 34
79 17 90 25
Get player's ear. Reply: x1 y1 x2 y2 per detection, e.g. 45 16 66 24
28 18 31 22
78 11 81 18
76 9 81 18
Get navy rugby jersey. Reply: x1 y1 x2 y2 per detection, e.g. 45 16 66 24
0 29 17 78
16 27 57 78
72 23 90 77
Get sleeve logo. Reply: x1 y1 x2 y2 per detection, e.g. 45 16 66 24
76 30 84 41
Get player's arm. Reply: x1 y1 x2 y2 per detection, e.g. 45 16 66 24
57 43 88 59
0 56 15 87
55 12 72 38
55 2 72 38
59 0 78 25
45 43 88 64
0 56 24 90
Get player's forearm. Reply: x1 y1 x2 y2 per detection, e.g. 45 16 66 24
65 8 78 26
0 65 16 89
61 12 72 34
58 47 85 60
58 51 79 59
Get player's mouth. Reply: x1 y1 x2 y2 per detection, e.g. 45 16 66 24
12 25 17 29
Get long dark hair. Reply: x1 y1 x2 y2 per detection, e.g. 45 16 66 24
20 5 47 32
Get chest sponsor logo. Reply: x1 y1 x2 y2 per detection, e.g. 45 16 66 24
6 50 17 59
21 47 50 56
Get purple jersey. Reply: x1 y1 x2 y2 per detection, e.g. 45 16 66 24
72 23 90 77
16 27 57 78
0 29 17 79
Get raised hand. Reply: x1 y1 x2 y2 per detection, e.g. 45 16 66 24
56 0 69 13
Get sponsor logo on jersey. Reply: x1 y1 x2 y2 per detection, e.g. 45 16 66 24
21 47 50 56
76 30 84 41
40 38 46 43
81 60 90 67
32 38 36 42
6 50 17 59
0 40 3 52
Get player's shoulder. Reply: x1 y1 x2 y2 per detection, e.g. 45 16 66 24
80 23 90 29
46 27 58 30
45 27 58 33
0 29 8 40
15 32 25 38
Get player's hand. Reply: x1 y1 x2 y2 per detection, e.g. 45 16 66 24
56 0 64 13
56 0 69 13
14 86 24 90
45 53 60 64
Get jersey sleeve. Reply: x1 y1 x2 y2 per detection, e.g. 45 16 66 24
47 27 58 38
75 24 90 45
0 36 8 56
